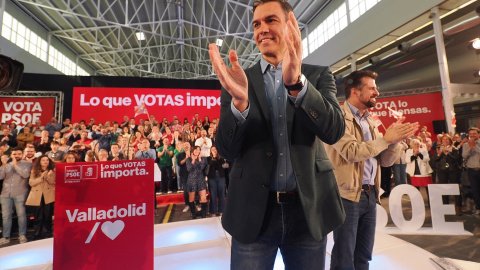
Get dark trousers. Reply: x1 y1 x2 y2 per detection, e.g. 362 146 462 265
380 166 392 196
33 196 54 239
437 169 461 206
467 169 480 210
160 166 173 192
231 192 327 270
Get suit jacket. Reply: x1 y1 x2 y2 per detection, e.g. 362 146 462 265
215 62 346 244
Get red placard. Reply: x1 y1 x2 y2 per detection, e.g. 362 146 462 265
0 97 55 125
71 87 221 124
54 159 154 270
342 92 445 137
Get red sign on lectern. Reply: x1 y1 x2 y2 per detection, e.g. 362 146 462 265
54 159 154 270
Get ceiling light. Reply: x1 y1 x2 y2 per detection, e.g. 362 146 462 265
474 71 480 77
472 39 480 49
92 46 101 50
215 39 223 47
135 32 146 41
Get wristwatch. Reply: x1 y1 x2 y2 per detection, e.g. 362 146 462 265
284 74 306 91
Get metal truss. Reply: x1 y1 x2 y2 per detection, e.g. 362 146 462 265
336 86 442 103
0 91 64 122
11 0 328 79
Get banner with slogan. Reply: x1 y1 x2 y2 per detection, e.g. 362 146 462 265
0 97 55 126
342 92 445 136
72 87 221 124
54 159 154 270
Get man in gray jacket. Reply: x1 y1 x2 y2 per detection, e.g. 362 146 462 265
0 147 33 245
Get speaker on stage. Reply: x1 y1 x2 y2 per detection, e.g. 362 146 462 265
0 54 24 93
432 120 447 134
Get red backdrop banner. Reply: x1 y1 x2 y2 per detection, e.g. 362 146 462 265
72 87 221 124
0 97 55 126
342 92 445 138
54 159 154 270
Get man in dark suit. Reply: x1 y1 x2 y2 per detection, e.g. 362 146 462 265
209 0 345 268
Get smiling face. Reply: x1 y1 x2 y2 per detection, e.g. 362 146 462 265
253 1 288 65
355 77 379 110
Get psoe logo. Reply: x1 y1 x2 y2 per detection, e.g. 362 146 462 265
82 164 98 180
65 166 81 182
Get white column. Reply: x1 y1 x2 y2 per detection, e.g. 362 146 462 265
350 53 356 72
431 7 454 134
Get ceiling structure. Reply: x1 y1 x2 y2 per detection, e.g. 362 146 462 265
11 0 330 79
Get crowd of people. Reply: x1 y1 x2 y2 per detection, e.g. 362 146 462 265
381 125 480 216
0 113 231 245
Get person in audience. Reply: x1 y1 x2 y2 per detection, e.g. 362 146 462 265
0 142 11 157
58 138 70 153
173 140 184 193
120 116 129 128
97 149 109 161
25 155 55 240
32 120 44 141
136 140 156 159
185 146 207 219
417 126 432 139
202 116 210 130
462 127 480 216
177 142 191 212
418 130 432 152
406 139 432 177
23 144 38 163
63 152 79 163
34 130 51 154
129 118 137 133
84 150 95 162
76 131 92 150
46 141 65 163
92 126 113 152
9 123 18 138
392 139 409 186
0 147 33 245
44 117 62 138
125 145 136 160
191 113 200 126
69 143 86 162
181 122 192 142
170 119 182 133
157 137 174 194
86 117 96 131
16 126 34 148
207 146 226 217
109 143 124 161
0 128 18 148
131 131 145 152
161 127 173 145
432 134 462 215
52 131 62 143
195 129 212 158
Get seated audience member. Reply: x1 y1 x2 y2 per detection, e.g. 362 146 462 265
97 149 109 162
23 144 38 163
25 155 56 240
46 141 65 163
16 126 34 148
34 130 52 154
136 140 156 160
0 128 18 148
63 152 79 163
109 143 125 161
0 147 33 245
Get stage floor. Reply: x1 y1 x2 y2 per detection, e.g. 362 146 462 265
1 217 478 270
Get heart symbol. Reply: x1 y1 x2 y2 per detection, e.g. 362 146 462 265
101 220 125 240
